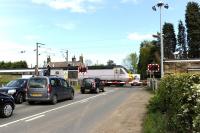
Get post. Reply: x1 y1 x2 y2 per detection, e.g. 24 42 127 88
36 43 39 76
35 42 45 76
66 50 68 64
152 1 168 78
160 6 164 78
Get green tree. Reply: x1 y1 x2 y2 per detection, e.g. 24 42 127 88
185 2 200 58
47 56 51 64
0 61 28 69
137 41 160 79
163 22 177 59
123 52 138 73
85 59 93 66
177 20 187 59
107 60 116 66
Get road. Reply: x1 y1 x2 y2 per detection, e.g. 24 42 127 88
0 86 140 133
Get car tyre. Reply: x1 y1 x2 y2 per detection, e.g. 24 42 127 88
28 101 35 105
16 93 24 104
51 95 57 105
0 102 13 118
69 91 74 100
81 89 85 94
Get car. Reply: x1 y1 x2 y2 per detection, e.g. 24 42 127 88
0 93 15 118
0 78 28 104
80 78 104 94
130 81 142 86
26 76 74 105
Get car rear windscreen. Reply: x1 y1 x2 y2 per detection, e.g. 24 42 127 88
29 78 47 88
84 79 94 83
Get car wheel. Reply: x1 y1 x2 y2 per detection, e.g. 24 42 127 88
69 91 74 100
0 103 13 118
28 101 35 105
51 95 57 105
81 89 85 94
16 93 24 104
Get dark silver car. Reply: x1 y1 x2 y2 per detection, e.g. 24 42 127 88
26 76 74 105
80 78 104 94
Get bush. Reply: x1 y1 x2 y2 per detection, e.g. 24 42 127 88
0 75 21 85
148 73 200 132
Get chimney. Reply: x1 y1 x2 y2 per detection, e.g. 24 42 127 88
72 56 76 62
79 55 83 63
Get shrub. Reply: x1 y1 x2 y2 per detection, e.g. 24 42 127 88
148 73 200 132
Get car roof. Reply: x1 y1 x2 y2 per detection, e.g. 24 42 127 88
83 77 100 79
30 76 64 79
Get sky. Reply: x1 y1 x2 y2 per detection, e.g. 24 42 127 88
0 0 198 67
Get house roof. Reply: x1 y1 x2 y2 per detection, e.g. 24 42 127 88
49 61 82 68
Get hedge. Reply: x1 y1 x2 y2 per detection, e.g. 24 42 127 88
148 73 200 132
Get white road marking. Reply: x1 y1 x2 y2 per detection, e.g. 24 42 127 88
25 115 45 122
79 99 89 103
0 89 115 128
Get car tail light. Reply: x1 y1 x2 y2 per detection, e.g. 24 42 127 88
92 82 96 88
48 84 52 93
25 85 29 92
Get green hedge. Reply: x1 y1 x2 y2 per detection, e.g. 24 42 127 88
0 75 21 85
147 73 200 132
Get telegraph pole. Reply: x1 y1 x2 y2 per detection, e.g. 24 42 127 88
35 42 45 76
65 50 68 64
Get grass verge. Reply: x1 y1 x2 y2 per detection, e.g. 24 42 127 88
0 74 21 85
143 111 167 133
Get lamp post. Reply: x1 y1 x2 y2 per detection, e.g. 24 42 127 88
35 42 45 76
152 1 169 78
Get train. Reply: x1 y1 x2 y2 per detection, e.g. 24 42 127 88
0 65 132 86
78 65 132 86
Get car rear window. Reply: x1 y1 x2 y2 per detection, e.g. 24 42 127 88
83 78 94 83
29 78 47 88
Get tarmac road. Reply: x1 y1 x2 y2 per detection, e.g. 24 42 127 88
0 86 140 133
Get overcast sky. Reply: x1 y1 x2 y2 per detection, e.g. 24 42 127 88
0 0 197 67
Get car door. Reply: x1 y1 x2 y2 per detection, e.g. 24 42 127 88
95 78 100 89
51 78 63 100
60 79 70 99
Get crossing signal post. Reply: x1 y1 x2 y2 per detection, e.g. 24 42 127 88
147 64 160 78
78 66 87 73
78 65 87 79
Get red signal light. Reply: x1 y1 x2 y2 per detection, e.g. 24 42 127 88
148 64 160 72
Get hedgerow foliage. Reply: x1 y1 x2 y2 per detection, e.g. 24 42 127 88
148 73 200 132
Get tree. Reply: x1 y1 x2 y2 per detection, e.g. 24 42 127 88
107 60 116 66
137 41 160 79
0 61 28 69
123 52 138 73
47 56 51 64
185 2 200 58
163 22 177 59
84 59 93 66
177 20 187 59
